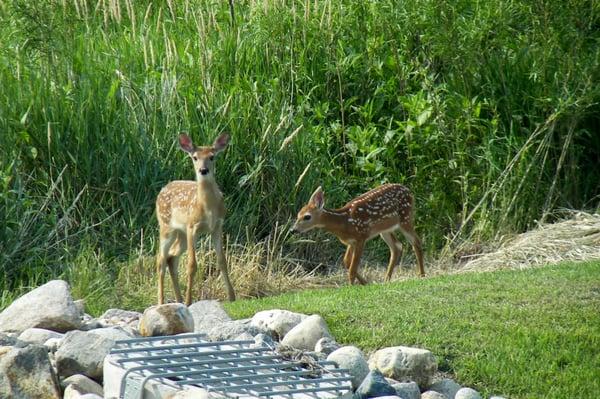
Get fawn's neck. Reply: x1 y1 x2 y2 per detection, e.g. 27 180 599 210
319 208 355 237
195 177 217 200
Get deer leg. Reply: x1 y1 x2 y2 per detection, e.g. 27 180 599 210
167 257 184 304
348 241 366 285
184 226 198 306
399 223 425 277
212 225 236 301
157 229 176 305
166 232 186 303
343 245 368 285
156 255 166 305
343 245 353 269
380 232 403 282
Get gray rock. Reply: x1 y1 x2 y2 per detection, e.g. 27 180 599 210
421 391 447 399
18 328 64 345
254 333 276 349
314 336 340 355
489 396 507 399
74 299 86 315
207 319 264 341
369 346 437 388
139 304 194 337
430 379 461 399
79 319 104 331
0 332 26 348
55 330 116 380
188 300 232 335
88 326 136 341
326 346 370 390
61 374 104 396
281 315 331 351
355 369 397 399
63 384 103 399
233 332 255 342
44 337 63 353
250 309 307 340
0 333 16 345
0 280 83 333
0 344 61 398
455 387 482 399
98 308 141 328
391 381 421 399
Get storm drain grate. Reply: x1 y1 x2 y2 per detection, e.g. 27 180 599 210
105 333 353 399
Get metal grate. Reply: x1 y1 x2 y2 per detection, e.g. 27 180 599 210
106 333 353 399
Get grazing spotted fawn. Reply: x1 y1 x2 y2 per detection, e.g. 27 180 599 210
291 184 425 284
155 133 236 305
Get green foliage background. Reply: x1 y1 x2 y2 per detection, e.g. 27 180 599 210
1 0 599 289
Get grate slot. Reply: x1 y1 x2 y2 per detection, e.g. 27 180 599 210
200 376 352 390
256 385 354 397
111 339 255 353
115 346 271 364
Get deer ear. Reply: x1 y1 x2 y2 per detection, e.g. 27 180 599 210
309 186 325 209
213 133 230 153
179 134 196 153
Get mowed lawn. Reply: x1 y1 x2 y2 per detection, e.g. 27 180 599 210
225 261 600 399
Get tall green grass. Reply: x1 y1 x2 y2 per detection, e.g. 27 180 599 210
1 0 599 294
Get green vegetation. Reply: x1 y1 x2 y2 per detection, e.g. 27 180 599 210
0 1 599 308
1 2 598 395
226 261 600 399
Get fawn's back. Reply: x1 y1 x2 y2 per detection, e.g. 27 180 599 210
340 183 414 238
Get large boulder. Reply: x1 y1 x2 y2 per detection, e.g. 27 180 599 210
280 315 331 351
250 309 307 340
188 300 232 335
0 280 82 333
326 346 369 390
55 330 116 380
139 304 194 337
0 344 61 398
368 346 437 388
391 381 421 399
430 378 461 399
355 369 397 399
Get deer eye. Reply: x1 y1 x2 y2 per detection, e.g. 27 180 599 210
209 155 214 161
303 214 312 221
193 156 198 161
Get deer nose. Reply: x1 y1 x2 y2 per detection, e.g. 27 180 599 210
200 168 210 175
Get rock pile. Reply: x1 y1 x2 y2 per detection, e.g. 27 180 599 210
0 280 505 399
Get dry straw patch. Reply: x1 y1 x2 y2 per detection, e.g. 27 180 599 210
121 212 600 305
458 211 600 273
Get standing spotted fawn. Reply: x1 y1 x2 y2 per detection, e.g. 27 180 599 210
291 184 425 284
155 133 236 305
